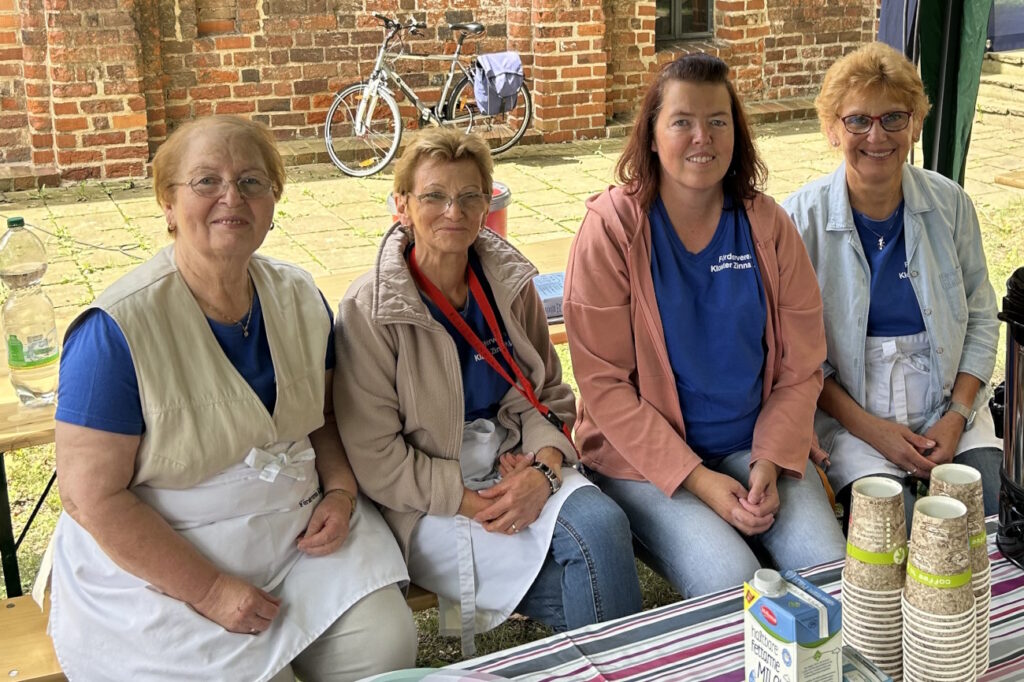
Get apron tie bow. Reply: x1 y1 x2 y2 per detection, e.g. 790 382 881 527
244 443 316 482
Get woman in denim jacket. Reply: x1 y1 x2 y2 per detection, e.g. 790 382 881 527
783 42 1002 525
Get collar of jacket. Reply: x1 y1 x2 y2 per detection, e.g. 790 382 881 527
370 222 539 326
824 162 937 233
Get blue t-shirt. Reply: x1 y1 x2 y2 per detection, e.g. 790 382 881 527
55 291 336 435
853 202 925 336
420 250 514 421
649 196 767 459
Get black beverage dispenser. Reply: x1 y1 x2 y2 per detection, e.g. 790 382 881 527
998 267 1024 569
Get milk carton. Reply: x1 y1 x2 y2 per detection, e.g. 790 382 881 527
744 568 842 682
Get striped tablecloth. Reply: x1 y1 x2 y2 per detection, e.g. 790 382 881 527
453 518 1024 681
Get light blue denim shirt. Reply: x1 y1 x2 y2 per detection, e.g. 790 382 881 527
782 163 999 449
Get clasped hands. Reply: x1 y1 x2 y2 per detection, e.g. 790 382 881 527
863 411 964 479
687 459 781 536
458 450 556 535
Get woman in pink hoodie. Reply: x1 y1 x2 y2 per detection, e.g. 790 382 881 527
564 54 845 598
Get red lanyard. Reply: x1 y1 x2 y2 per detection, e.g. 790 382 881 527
408 246 576 451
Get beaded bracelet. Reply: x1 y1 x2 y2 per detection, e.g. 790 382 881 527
323 488 357 515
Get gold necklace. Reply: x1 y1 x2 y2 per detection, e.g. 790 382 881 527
200 276 255 337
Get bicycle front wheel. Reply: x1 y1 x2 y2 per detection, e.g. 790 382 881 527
446 76 532 155
324 83 402 177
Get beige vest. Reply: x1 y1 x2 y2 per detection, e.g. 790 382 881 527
72 246 328 489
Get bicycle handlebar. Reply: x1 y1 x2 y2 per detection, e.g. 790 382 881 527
372 13 426 32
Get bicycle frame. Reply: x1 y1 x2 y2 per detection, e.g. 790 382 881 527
355 20 475 133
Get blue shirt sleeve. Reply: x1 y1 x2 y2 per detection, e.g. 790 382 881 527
56 309 145 435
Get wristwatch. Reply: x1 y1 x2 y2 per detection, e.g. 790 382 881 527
946 401 976 431
531 461 562 495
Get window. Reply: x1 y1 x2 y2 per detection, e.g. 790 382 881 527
655 0 713 41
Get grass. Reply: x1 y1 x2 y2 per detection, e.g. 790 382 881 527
2 197 1021 666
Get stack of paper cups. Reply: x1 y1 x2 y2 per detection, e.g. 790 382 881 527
930 463 990 676
843 476 907 680
902 496 976 682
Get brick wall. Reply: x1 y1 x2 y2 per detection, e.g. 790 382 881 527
4 0 877 184
0 0 30 173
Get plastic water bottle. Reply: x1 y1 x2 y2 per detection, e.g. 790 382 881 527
0 216 58 405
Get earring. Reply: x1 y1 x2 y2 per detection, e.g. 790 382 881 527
269 221 275 231
831 139 840 148
167 224 176 232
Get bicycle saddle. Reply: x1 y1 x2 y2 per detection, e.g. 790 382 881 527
450 22 484 35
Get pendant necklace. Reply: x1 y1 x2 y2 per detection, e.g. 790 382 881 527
201 275 256 337
858 204 903 251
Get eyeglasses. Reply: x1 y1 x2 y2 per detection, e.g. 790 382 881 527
411 191 491 215
171 175 276 199
838 111 913 135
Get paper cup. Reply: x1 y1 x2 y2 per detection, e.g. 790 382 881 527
904 497 974 615
846 477 908 591
902 595 975 623
930 463 989 574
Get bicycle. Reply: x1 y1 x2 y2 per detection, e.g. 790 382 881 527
323 14 533 177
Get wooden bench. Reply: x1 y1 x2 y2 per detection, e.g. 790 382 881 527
1 586 437 682
1 595 64 682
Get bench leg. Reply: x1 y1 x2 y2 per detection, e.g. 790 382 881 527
0 454 23 597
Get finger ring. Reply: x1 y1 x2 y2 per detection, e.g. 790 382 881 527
908 467 918 476
249 628 258 634
510 522 518 533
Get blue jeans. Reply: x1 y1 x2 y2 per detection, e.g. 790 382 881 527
515 485 642 632
837 445 1004 531
592 451 846 598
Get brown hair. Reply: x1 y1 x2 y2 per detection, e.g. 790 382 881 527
393 127 493 196
815 42 931 140
615 53 766 209
152 115 285 210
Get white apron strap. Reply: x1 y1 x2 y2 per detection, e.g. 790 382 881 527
455 515 477 656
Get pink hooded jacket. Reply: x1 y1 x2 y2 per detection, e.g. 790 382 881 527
563 185 827 497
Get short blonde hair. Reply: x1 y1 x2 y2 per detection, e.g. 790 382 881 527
152 115 285 209
393 128 493 196
815 42 931 139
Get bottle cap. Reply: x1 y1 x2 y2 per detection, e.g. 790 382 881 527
6 216 24 229
751 568 786 597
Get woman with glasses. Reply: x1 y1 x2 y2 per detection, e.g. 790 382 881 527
783 42 1002 526
563 53 846 600
44 115 415 681
335 127 641 656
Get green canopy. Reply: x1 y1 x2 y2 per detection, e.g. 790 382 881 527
918 0 994 184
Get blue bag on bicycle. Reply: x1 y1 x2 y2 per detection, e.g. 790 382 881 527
474 52 524 115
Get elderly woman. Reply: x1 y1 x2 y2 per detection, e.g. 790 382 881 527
563 54 846 599
335 127 641 655
783 42 1002 523
43 115 415 681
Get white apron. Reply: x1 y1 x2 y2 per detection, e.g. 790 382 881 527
407 418 592 656
827 332 1003 491
47 438 408 682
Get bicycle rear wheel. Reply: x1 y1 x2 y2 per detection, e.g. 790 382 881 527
446 76 532 155
324 83 402 177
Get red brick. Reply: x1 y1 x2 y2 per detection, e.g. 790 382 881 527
52 101 79 115
215 100 255 114
111 112 147 129
104 144 147 160
198 19 234 35
57 149 103 164
214 36 251 50
82 131 125 146
53 116 87 132
104 161 144 178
